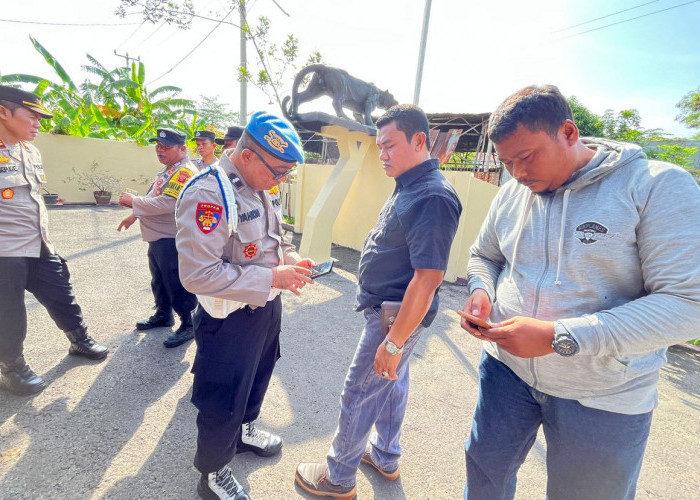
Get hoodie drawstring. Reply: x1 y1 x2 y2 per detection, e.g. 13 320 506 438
554 188 571 286
508 191 536 282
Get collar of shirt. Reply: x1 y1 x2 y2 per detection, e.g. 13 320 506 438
395 158 439 189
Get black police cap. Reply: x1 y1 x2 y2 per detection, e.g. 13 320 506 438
0 85 53 118
148 128 186 146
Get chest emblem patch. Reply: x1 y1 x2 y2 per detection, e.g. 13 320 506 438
243 243 258 259
196 202 223 234
1 188 14 199
0 157 9 164
575 221 614 244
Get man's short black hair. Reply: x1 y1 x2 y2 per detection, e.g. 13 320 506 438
376 104 431 149
488 85 573 143
0 99 21 113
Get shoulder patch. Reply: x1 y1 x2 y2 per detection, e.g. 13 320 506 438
196 202 223 233
163 167 193 198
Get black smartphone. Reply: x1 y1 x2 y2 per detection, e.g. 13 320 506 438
310 259 334 278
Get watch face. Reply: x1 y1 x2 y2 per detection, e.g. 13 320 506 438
553 334 579 356
384 339 402 355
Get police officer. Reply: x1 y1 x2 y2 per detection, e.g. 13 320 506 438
117 128 198 348
175 112 314 500
192 130 218 170
0 85 109 396
215 125 244 151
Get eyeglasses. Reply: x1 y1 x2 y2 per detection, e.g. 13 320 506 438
248 149 296 180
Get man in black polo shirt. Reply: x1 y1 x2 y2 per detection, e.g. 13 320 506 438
296 104 463 499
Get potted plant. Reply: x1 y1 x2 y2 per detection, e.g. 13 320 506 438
65 161 122 205
41 188 61 205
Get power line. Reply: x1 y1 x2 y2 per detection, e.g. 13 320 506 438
552 0 661 33
147 6 237 85
116 21 147 48
0 18 140 27
554 0 700 40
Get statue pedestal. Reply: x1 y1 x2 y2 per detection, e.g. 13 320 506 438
296 113 378 263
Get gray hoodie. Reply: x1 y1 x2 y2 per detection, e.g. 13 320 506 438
467 138 700 414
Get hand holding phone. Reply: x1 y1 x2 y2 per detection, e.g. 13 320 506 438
309 259 334 278
456 310 493 329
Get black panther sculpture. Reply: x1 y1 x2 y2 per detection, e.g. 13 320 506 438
283 64 398 127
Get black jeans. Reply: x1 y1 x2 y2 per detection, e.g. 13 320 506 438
0 247 84 363
191 296 282 473
147 238 197 320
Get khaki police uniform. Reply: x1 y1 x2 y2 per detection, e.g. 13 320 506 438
0 140 86 363
192 157 218 171
134 159 198 324
175 152 298 473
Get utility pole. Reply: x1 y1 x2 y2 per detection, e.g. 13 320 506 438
239 0 248 125
114 50 140 69
413 0 432 105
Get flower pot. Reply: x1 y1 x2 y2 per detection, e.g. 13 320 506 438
42 193 60 205
93 191 112 205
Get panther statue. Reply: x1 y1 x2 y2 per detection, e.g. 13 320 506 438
282 64 398 127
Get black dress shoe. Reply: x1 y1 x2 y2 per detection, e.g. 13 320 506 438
0 364 46 396
136 313 175 331
163 324 194 348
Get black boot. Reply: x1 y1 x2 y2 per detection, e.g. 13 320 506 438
163 315 194 348
0 356 46 396
136 312 175 331
65 325 109 360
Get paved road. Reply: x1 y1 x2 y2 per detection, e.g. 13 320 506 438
1 206 698 499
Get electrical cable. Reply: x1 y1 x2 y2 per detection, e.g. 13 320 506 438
553 0 699 40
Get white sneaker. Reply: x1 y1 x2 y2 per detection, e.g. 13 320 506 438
238 420 283 457
197 465 249 500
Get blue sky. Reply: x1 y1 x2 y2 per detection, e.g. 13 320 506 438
1 0 699 137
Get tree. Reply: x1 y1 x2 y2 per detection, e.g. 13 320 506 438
116 0 323 112
0 36 209 144
567 96 603 137
645 144 698 169
676 86 700 130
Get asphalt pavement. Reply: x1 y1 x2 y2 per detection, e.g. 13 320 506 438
0 206 698 499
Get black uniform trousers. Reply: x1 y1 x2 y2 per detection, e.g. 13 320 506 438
147 238 197 320
191 295 282 474
0 245 84 364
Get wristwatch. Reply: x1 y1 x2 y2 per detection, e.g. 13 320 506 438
384 338 404 355
552 331 579 357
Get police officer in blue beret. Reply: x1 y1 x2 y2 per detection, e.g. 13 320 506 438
0 85 109 396
192 130 218 170
175 111 314 499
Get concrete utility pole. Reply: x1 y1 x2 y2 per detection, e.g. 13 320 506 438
114 50 140 69
413 0 432 105
239 0 248 125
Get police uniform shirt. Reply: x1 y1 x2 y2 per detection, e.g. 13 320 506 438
175 152 297 308
0 140 54 257
192 157 219 170
132 159 196 242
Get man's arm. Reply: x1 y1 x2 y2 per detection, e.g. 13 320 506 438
374 268 444 379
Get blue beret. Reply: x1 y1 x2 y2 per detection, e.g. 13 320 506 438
149 128 186 146
193 130 216 141
245 111 304 163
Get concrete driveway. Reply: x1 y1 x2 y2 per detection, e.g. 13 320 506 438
1 206 698 499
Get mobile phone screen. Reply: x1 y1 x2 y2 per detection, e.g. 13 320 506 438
310 259 334 278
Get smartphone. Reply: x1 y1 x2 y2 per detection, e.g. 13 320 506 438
309 259 334 278
456 310 493 329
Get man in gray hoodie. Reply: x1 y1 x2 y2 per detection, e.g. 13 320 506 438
459 85 700 500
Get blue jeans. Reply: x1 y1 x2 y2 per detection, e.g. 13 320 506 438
465 352 653 500
326 307 425 488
